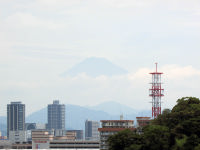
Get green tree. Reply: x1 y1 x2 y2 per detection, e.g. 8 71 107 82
143 125 170 150
194 144 200 150
107 129 143 150
124 144 142 150
183 134 200 150
107 97 200 150
152 97 200 148
172 135 187 150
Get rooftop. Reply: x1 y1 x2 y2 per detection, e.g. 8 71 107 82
10 102 22 104
100 120 133 122
98 128 135 132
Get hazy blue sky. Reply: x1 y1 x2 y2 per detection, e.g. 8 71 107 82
0 0 200 116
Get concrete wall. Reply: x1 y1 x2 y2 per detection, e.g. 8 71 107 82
9 131 26 144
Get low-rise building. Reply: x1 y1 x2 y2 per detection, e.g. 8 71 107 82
9 131 27 144
0 140 12 149
98 119 135 150
26 123 47 142
53 131 76 141
31 129 99 149
12 142 32 149
49 140 100 149
65 131 76 140
54 129 66 137
67 130 84 140
85 120 100 141
32 130 53 149
136 117 151 128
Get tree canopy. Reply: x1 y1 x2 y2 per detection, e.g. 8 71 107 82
107 97 200 150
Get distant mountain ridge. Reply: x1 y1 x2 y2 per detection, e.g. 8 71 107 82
87 101 138 115
62 57 128 77
1 102 151 134
26 102 151 130
0 116 7 136
26 104 120 130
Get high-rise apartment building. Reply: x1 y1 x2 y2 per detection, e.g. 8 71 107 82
85 120 100 140
7 102 25 137
47 100 65 130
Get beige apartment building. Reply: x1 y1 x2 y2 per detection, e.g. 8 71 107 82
98 119 135 150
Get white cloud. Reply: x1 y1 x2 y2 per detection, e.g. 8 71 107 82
97 0 157 8
1 63 200 116
128 68 151 79
160 65 200 79
5 12 65 29
127 65 200 80
35 0 81 8
12 0 81 12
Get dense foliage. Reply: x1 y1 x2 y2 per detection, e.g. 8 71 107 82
107 97 200 150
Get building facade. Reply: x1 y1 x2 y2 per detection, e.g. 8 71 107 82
50 140 100 149
136 117 151 128
0 140 12 149
25 123 37 142
9 131 27 144
98 120 135 150
7 102 25 141
47 100 65 130
32 130 99 149
67 130 84 140
85 120 100 140
32 130 54 149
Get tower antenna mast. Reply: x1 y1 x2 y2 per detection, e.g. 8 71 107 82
149 63 164 118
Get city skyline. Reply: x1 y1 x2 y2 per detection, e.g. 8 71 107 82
1 0 200 116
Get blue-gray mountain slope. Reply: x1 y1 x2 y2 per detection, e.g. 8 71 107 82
1 102 151 132
0 116 6 136
87 101 138 115
26 102 151 130
26 104 119 130
62 57 128 77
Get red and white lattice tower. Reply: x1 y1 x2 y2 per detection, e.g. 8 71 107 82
149 63 164 118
